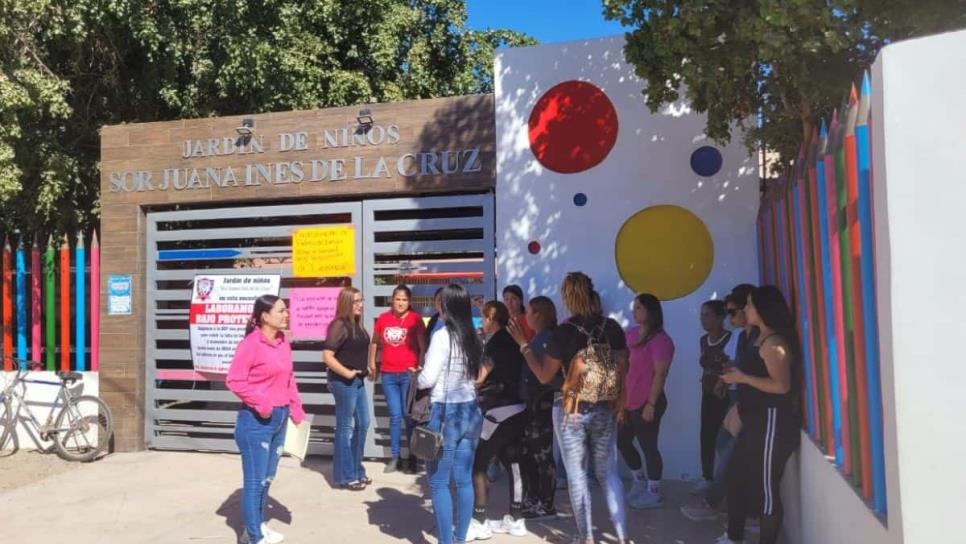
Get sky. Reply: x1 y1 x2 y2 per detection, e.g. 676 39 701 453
466 0 631 44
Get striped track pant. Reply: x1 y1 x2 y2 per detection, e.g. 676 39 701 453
726 406 799 543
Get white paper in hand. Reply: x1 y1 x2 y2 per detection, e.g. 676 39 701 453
283 415 313 461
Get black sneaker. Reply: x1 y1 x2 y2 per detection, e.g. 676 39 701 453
383 457 400 473
402 455 418 474
520 503 558 521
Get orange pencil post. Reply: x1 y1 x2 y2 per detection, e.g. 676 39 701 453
2 237 12 371
844 85 873 499
60 234 70 372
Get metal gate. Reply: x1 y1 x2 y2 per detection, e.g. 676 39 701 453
144 193 494 457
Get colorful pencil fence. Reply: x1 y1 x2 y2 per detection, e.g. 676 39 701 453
0 230 99 373
758 72 886 516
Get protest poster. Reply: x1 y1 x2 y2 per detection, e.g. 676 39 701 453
189 274 281 373
289 287 342 340
292 226 356 277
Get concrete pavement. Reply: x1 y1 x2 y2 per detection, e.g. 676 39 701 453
0 451 725 543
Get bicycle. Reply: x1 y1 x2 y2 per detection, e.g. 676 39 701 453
0 360 114 462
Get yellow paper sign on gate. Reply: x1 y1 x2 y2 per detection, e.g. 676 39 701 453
292 226 356 277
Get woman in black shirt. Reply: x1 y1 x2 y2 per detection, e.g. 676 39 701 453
471 301 529 537
323 287 372 491
721 286 802 544
515 272 629 544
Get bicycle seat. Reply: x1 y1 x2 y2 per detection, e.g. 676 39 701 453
58 371 83 383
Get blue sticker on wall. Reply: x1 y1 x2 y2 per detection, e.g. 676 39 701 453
690 146 723 177
573 193 588 207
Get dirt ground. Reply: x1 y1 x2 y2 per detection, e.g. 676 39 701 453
0 449 84 492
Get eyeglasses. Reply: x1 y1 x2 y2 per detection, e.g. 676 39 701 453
353 299 364 305
726 308 740 316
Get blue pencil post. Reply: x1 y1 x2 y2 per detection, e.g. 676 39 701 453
816 119 845 468
856 72 886 515
75 232 86 371
15 233 27 368
792 182 816 437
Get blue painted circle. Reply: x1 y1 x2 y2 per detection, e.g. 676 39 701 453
690 146 723 177
573 193 588 206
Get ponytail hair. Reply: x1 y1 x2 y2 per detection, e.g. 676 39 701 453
246 294 282 336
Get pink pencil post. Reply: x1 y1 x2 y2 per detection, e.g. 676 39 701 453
31 235 41 367
91 230 100 371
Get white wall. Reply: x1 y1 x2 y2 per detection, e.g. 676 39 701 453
784 27 966 544
782 437 898 544
0 371 100 451
494 36 759 479
871 28 966 544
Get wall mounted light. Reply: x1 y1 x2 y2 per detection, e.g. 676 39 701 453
356 109 373 127
235 118 255 136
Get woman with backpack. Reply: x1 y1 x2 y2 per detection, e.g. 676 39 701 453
618 293 675 509
417 284 485 544
510 272 629 544
719 286 802 544
369 284 427 474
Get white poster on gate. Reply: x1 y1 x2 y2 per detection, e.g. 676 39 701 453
189 274 281 374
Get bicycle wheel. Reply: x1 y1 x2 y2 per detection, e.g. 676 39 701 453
52 395 113 462
0 397 18 457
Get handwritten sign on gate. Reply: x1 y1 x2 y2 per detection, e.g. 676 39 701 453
292 226 356 277
289 287 342 340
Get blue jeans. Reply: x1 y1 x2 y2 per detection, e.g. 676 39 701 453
330 377 370 485
426 400 483 544
382 371 413 458
553 401 626 541
708 424 737 506
235 406 288 544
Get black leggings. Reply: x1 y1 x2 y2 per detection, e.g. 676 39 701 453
726 406 799 544
700 391 731 480
521 390 557 509
617 393 668 480
473 409 528 518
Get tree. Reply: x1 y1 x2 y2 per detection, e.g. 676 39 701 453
603 0 966 172
0 0 534 232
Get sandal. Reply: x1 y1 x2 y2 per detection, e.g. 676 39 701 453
359 476 373 486
341 480 366 491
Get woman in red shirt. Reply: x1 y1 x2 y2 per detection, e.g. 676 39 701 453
227 294 305 544
502 285 535 342
369 284 427 473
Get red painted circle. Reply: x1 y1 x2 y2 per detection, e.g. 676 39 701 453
528 80 619 174
527 241 541 255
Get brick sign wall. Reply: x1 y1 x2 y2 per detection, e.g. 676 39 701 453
98 94 495 451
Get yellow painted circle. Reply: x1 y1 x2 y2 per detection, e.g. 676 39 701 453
614 205 714 301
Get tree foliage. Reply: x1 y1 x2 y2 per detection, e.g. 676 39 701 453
0 0 534 231
603 0 966 172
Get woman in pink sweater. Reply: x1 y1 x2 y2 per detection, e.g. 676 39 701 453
227 294 305 544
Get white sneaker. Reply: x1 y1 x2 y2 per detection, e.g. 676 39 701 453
714 533 744 544
628 488 664 510
466 518 493 541
690 479 713 495
626 479 648 502
486 515 528 537
261 523 285 544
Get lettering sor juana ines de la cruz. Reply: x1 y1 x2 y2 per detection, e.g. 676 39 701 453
108 124 484 193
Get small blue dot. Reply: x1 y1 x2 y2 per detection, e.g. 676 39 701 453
690 146 723 177
573 193 588 206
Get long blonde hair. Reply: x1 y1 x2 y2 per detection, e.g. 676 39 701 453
334 286 364 338
561 272 599 318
